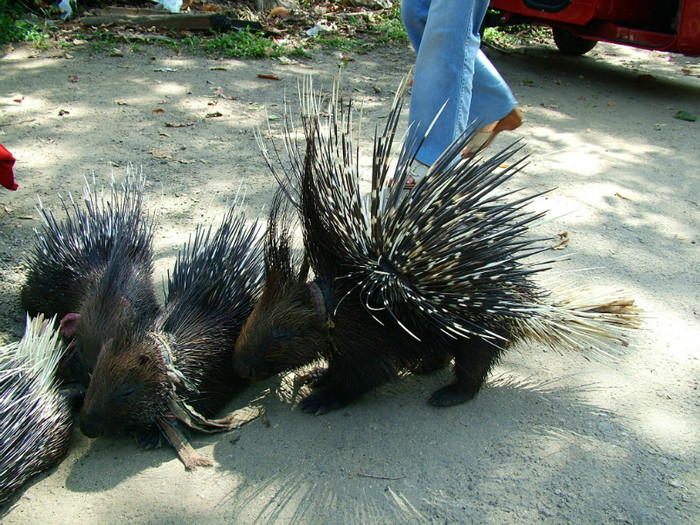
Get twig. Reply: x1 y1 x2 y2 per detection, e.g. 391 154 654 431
0 119 37 127
357 472 405 480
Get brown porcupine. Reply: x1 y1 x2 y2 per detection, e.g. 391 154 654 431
232 78 639 414
0 315 73 507
78 201 265 467
21 173 160 386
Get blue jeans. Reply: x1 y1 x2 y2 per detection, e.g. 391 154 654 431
402 0 518 166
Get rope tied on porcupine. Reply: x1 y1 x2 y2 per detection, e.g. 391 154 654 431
148 331 262 434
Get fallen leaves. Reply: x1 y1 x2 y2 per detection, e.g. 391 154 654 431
674 110 697 122
551 232 569 250
257 74 281 81
148 149 171 159
213 87 236 100
165 122 195 128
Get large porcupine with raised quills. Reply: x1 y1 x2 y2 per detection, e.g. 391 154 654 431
79 201 265 468
0 315 72 507
232 78 640 415
21 173 160 386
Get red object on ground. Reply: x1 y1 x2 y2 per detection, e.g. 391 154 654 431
0 142 18 191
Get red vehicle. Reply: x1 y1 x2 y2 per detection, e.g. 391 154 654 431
486 0 700 56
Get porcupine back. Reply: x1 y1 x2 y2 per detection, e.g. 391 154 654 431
21 173 159 387
0 315 72 507
21 172 155 321
235 77 639 414
79 202 264 441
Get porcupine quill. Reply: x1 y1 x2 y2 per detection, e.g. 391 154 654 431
1 315 72 507
232 76 640 414
21 171 159 387
79 200 265 469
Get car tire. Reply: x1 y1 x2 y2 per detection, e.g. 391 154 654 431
552 27 598 55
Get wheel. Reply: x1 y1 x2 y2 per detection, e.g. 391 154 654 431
551 27 597 56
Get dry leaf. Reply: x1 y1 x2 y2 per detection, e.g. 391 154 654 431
552 231 569 250
270 6 289 17
165 122 195 128
152 108 165 114
258 74 281 81
58 109 69 116
69 75 79 83
12 94 24 103
148 149 171 159
206 112 223 118
615 192 630 200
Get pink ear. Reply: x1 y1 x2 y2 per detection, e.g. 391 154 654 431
60 312 81 339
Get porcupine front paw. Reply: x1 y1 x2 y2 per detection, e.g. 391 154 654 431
429 383 479 407
300 387 347 415
297 366 328 387
137 427 166 449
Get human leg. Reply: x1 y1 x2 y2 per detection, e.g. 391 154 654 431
405 0 491 167
462 50 522 156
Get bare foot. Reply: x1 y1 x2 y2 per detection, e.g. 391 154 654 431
462 107 524 157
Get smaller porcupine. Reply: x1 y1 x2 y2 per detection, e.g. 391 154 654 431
0 315 72 506
79 202 264 468
21 173 160 387
232 78 639 415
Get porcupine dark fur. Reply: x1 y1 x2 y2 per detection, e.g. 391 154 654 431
0 315 72 507
20 173 159 386
79 202 264 444
232 79 639 414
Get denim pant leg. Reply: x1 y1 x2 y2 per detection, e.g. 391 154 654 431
469 50 518 127
402 0 513 166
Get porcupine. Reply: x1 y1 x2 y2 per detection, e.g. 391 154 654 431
232 78 639 414
0 315 72 507
20 173 160 387
78 201 264 466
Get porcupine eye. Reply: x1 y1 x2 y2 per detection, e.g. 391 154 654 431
112 383 143 406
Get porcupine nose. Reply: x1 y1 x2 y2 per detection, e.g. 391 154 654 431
232 358 256 380
79 411 105 438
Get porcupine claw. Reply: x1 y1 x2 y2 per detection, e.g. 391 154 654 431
299 387 347 415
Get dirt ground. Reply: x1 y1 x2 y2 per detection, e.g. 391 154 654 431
1 34 699 524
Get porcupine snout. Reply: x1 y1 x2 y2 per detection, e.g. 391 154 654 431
231 356 261 380
79 409 107 438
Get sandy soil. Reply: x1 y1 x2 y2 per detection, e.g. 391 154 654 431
1 37 699 524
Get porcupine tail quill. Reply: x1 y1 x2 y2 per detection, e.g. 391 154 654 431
268 75 639 355
0 315 72 506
